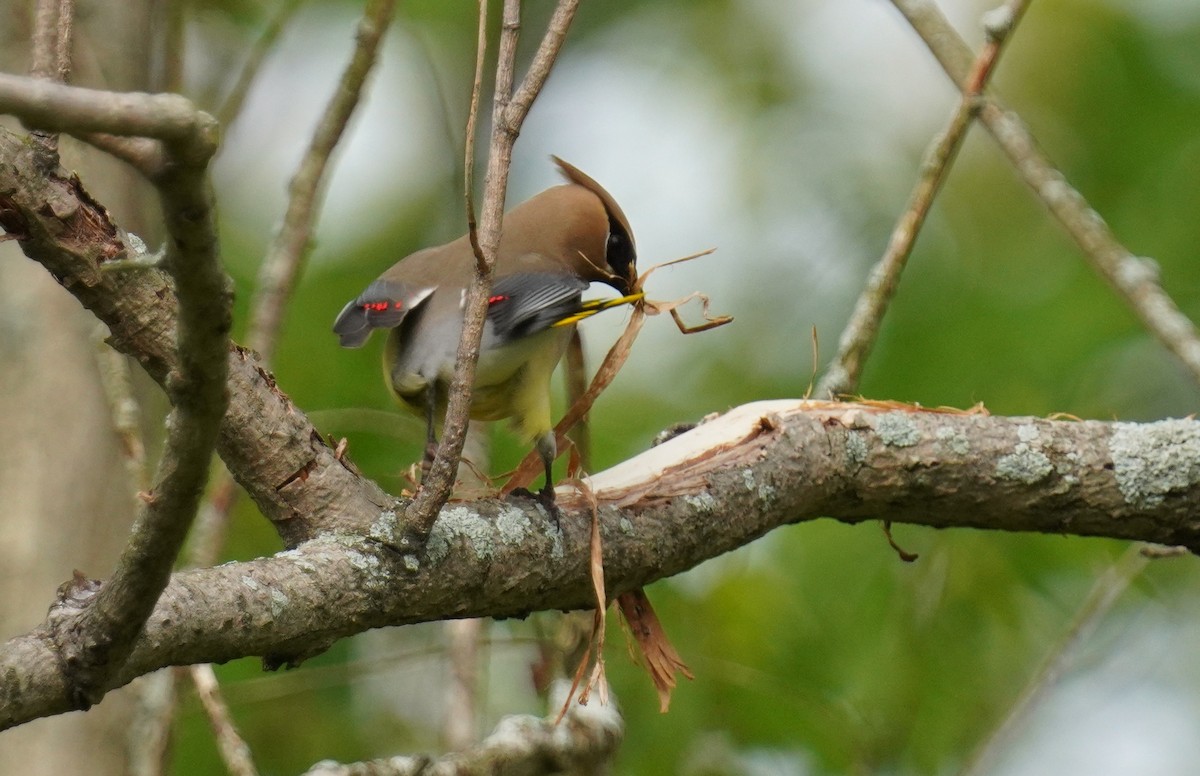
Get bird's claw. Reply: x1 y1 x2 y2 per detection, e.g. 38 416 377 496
508 486 562 529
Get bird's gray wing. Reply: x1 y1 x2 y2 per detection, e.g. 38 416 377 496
332 279 435 348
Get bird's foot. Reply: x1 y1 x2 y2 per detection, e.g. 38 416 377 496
508 486 561 529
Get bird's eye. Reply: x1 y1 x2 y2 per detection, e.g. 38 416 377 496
605 222 635 279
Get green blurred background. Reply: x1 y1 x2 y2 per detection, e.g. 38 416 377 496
195 0 1200 773
10 0 1200 773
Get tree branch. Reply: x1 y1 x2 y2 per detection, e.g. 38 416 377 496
3 399 1200 728
0 125 385 548
4 23 1200 742
0 76 227 707
888 0 1200 389
960 543 1150 776
28 0 74 165
191 664 261 776
7 122 1200 729
0 73 213 147
817 0 1030 397
503 0 579 130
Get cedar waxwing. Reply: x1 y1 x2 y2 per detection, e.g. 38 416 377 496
333 157 640 507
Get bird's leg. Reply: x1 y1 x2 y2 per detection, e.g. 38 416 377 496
536 430 557 501
510 431 562 527
421 387 438 480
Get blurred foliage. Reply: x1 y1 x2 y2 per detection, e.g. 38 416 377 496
138 0 1200 773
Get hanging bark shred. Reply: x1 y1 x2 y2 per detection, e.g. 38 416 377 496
616 589 694 712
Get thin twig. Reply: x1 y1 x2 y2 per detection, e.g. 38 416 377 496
889 0 1200 389
188 8 393 761
80 132 165 176
464 0 488 267
816 0 1031 398
28 0 74 166
126 670 177 776
93 324 149 493
178 472 247 776
565 329 591 471
217 0 304 128
53 0 74 83
505 306 645 492
29 0 59 81
504 251 725 489
404 0 581 540
99 330 174 776
191 664 261 776
221 635 541 707
247 0 396 363
958 544 1150 776
95 332 176 776
503 0 579 129
154 0 184 94
442 618 482 750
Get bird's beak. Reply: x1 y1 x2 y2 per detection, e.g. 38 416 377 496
615 266 638 296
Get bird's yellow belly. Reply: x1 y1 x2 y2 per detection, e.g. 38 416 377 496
386 326 572 442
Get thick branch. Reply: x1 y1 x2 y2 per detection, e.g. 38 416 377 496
0 73 212 148
0 76 228 707
6 123 1200 730
3 402 1199 728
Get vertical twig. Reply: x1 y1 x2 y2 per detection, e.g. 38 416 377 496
191 664 261 776
191 0 395 572
28 0 74 166
53 0 74 82
94 325 150 493
463 0 488 260
442 618 483 750
565 330 591 471
504 0 579 126
405 0 581 539
816 0 1031 398
154 0 185 94
440 5 492 740
126 669 177 776
95 325 177 776
183 6 395 757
